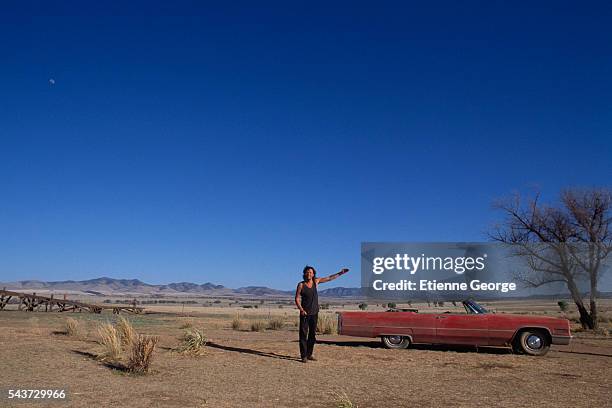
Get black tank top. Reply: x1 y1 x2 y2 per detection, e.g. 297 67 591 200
300 281 319 315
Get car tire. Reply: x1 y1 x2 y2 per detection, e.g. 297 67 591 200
381 335 411 349
516 330 550 356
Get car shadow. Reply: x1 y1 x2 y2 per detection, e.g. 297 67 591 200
316 339 513 355
206 342 302 362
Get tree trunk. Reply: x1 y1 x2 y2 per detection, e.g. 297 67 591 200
566 277 595 330
575 302 595 330
589 299 598 330
589 271 599 330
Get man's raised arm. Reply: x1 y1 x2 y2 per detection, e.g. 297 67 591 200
316 268 349 284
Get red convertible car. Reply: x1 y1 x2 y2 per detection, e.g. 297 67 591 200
337 300 571 356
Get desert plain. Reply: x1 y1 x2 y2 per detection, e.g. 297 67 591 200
0 297 610 408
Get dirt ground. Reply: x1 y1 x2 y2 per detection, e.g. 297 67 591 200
0 303 611 408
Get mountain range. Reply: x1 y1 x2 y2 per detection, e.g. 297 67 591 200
0 277 362 298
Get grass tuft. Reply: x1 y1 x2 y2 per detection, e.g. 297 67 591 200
177 328 207 354
64 317 81 337
179 319 194 329
96 322 121 362
127 335 159 374
250 320 266 332
317 313 338 335
116 316 136 347
334 391 357 408
231 315 243 330
267 317 284 330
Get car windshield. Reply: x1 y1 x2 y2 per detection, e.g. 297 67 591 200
463 300 489 314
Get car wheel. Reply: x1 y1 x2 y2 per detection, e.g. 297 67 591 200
517 330 550 356
381 335 411 349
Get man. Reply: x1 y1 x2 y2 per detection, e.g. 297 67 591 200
295 265 349 363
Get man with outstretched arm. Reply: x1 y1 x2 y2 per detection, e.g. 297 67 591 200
295 265 349 363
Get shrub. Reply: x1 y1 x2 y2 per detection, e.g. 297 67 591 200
358 303 368 310
250 320 266 332
558 300 569 312
127 335 159 374
64 317 81 337
387 303 396 309
178 328 207 354
317 314 337 335
267 317 284 330
231 315 243 330
96 323 121 362
116 316 136 346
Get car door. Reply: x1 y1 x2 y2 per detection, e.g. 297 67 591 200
435 313 489 346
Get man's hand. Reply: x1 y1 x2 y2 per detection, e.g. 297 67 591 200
300 309 307 316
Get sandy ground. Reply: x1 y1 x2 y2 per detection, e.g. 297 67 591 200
0 304 611 408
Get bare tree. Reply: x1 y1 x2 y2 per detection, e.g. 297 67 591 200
491 188 611 329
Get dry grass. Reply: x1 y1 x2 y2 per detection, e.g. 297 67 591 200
177 328 207 355
116 316 136 346
64 317 81 337
231 315 242 330
179 319 194 329
96 322 121 362
267 317 284 330
127 335 159 374
317 313 337 335
250 320 266 332
334 391 357 408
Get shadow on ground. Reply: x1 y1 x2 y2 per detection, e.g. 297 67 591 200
207 342 301 362
71 349 130 371
316 339 513 355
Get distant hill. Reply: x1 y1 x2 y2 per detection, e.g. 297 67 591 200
318 287 362 297
234 286 292 296
159 282 226 293
0 277 360 298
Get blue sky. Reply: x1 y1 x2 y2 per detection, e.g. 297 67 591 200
1 2 611 289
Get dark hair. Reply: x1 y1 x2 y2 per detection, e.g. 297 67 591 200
302 265 317 281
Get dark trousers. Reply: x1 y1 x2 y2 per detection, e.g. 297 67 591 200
299 313 318 358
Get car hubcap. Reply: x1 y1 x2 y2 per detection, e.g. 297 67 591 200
526 334 542 350
388 336 403 344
